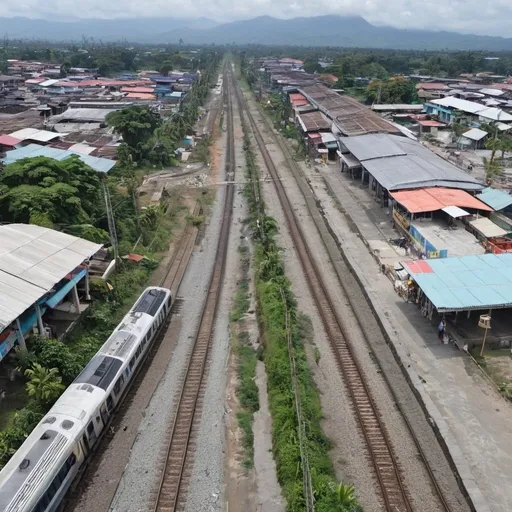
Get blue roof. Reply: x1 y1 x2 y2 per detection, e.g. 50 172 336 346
2 143 116 173
404 253 512 312
476 188 512 211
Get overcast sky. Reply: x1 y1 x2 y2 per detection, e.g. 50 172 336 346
3 0 512 38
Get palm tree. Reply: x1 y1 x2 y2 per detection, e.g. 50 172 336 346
482 156 503 186
484 137 502 164
25 364 65 405
14 347 36 374
499 138 512 159
336 482 357 509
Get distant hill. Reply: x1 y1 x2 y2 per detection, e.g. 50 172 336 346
0 16 219 42
1 15 512 51
160 15 512 51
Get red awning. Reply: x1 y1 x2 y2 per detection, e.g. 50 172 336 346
390 187 493 214
0 134 21 146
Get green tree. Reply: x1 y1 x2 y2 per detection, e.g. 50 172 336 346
106 106 161 148
0 156 102 225
24 364 65 405
303 58 319 74
159 61 174 75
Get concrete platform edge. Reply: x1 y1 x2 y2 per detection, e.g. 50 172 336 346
317 176 491 512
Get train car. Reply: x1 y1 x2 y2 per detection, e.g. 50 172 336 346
0 287 171 512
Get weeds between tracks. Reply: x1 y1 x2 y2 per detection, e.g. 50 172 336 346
240 102 362 512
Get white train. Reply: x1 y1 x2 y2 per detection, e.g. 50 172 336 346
0 286 172 512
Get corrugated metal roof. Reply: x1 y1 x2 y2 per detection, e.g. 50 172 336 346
2 143 116 173
299 84 399 136
340 133 406 161
364 155 484 191
476 188 512 211
372 104 424 111
462 128 488 141
0 134 21 146
341 134 484 192
9 128 61 143
0 224 102 331
479 88 505 97
470 217 508 238
50 108 118 123
416 83 449 90
297 111 331 132
125 92 156 100
391 187 491 213
431 97 512 122
68 143 95 155
417 120 445 127
403 253 512 312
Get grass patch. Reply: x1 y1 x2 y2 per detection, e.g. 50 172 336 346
240 98 362 511
231 281 250 322
236 334 259 469
185 214 204 227
231 242 259 469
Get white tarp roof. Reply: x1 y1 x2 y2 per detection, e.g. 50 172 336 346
497 122 512 132
0 224 102 331
442 206 470 218
469 217 508 238
431 96 512 122
479 88 505 97
462 128 488 141
68 143 95 155
9 128 61 143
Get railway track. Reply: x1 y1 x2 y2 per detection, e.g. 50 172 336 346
160 201 202 296
234 79 441 512
151 68 235 512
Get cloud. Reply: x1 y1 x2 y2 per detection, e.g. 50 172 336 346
1 0 511 38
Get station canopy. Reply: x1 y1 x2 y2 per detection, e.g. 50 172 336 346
403 254 512 312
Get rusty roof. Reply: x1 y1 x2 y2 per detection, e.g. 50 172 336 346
299 84 399 137
0 109 44 133
297 111 331 132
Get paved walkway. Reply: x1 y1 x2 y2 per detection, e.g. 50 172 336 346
317 168 512 512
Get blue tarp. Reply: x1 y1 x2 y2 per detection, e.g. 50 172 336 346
2 144 116 173
46 268 87 308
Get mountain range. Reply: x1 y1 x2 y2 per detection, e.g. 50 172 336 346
1 15 512 51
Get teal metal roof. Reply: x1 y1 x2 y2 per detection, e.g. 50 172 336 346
476 188 512 211
2 143 116 173
403 253 512 312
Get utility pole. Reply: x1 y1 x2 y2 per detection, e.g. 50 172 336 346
103 182 119 264
376 84 382 105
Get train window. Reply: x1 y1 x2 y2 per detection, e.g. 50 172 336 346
67 453 77 468
87 422 94 435
106 394 114 411
113 378 121 396
129 357 135 370
136 346 142 358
